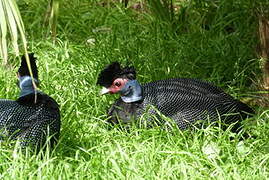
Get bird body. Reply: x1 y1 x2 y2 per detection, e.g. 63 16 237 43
0 54 60 149
0 93 60 147
97 62 254 131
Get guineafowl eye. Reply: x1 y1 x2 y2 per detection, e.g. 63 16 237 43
97 62 254 133
114 81 121 87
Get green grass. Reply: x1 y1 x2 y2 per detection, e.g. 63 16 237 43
0 0 268 179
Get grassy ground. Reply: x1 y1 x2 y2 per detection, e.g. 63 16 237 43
0 0 268 179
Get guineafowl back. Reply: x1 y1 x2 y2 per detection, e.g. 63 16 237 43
108 78 253 130
0 92 60 148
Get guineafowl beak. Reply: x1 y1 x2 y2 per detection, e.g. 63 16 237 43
100 87 110 95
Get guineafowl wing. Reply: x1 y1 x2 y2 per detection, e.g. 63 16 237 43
141 78 253 130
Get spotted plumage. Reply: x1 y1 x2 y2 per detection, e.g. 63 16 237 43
0 54 60 149
97 62 254 132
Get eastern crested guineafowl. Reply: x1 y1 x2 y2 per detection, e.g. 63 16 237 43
97 62 254 132
0 53 60 150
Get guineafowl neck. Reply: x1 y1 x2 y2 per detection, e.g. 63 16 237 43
19 76 39 98
120 80 143 103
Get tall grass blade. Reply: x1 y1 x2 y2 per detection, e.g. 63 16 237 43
7 0 33 79
147 0 173 23
0 0 8 64
0 0 36 90
4 0 19 57
51 0 59 42
44 0 60 42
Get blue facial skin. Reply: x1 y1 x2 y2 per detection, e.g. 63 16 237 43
19 76 39 98
119 80 143 103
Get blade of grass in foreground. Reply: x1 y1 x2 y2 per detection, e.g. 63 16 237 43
0 0 36 89
0 0 8 64
4 0 19 57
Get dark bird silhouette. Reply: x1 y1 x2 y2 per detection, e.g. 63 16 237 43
0 53 60 150
97 62 254 132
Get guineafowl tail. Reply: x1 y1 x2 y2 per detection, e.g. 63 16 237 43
237 100 254 117
18 53 38 79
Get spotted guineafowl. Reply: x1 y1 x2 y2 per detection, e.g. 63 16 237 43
97 62 254 132
0 53 60 150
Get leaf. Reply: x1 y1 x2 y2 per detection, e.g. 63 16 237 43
0 0 8 64
4 0 19 56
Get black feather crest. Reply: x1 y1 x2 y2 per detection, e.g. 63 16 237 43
97 62 136 87
18 53 38 79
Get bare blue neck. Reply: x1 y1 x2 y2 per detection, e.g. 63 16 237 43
19 76 39 97
120 80 142 103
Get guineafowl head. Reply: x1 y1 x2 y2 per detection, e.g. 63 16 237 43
17 53 39 94
18 53 38 80
97 62 137 95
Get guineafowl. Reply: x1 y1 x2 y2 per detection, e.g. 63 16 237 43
97 62 254 132
0 53 60 150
